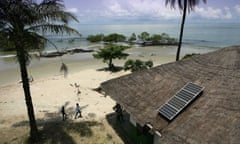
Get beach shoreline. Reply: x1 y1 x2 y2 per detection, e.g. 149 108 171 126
0 45 180 86
0 48 177 143
0 41 221 143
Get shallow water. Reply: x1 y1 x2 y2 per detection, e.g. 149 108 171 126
0 22 239 84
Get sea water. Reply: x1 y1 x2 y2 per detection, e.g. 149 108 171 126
42 22 240 51
0 22 240 71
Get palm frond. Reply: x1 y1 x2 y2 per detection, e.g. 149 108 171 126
28 24 81 36
36 0 79 24
166 0 206 11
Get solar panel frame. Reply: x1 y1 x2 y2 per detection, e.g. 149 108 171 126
159 82 204 121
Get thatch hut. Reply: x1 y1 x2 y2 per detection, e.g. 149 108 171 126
101 46 240 144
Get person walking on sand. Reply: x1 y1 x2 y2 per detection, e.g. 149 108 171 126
61 106 66 121
75 103 82 119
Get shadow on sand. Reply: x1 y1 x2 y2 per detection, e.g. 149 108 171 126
96 66 123 73
12 103 101 144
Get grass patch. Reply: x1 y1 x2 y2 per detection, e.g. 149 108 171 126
1 119 123 144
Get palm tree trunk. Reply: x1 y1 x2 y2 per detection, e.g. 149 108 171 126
17 47 39 141
176 0 187 61
109 58 113 70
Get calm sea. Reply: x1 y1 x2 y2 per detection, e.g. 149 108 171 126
0 22 240 71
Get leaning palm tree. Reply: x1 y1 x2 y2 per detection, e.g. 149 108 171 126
0 0 80 142
165 0 206 61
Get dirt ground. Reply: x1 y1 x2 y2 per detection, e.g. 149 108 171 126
0 114 125 144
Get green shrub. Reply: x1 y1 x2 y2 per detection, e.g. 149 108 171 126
124 59 153 72
87 34 104 42
182 53 200 59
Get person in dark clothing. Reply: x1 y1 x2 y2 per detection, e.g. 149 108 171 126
113 103 124 122
61 106 66 121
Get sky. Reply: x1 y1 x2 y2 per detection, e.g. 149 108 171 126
62 0 240 24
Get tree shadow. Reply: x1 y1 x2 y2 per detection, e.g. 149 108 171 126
96 66 123 73
12 103 102 144
37 120 102 144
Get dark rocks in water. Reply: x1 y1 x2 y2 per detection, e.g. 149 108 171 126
67 48 94 54
40 51 66 58
40 48 94 58
128 40 178 46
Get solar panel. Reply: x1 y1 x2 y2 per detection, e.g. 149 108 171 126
159 82 204 121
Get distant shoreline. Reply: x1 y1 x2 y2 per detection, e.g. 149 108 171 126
0 43 218 86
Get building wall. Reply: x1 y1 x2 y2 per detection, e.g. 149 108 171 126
129 115 136 126
153 133 161 144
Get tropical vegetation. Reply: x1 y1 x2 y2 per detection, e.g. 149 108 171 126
86 32 176 45
0 0 80 142
128 33 137 42
138 32 151 41
93 43 129 71
182 53 200 59
124 59 153 72
103 33 126 42
87 34 104 42
165 0 206 61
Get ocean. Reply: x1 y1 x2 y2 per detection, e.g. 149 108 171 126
0 22 240 72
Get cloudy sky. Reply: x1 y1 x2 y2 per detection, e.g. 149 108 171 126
63 0 240 24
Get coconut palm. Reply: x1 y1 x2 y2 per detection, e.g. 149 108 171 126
165 0 206 61
0 0 80 142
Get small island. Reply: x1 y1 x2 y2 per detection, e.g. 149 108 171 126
86 32 178 46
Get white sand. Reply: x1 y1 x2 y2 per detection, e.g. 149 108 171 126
0 53 175 129
0 69 130 127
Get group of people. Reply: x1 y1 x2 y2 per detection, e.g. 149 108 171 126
61 103 124 122
61 103 82 121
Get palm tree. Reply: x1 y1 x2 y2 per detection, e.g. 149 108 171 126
0 0 80 142
165 0 206 61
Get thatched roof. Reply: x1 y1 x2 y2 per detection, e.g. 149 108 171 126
101 46 240 143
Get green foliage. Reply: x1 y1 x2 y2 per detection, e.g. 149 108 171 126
149 33 176 42
150 34 163 42
124 59 153 72
93 43 129 71
138 32 150 41
103 33 126 42
87 34 104 42
137 32 176 43
128 33 137 42
182 53 200 60
85 32 176 44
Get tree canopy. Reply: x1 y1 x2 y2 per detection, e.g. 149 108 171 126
124 59 153 72
93 43 129 71
128 33 137 42
103 33 126 42
87 34 104 42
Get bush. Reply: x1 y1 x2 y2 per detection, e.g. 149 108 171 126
124 59 153 72
182 53 200 60
87 34 104 42
103 33 126 42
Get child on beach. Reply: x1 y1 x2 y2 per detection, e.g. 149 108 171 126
75 103 82 119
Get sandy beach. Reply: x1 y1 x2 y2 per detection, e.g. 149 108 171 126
0 48 175 143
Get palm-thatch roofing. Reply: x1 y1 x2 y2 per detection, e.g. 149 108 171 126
101 46 240 143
